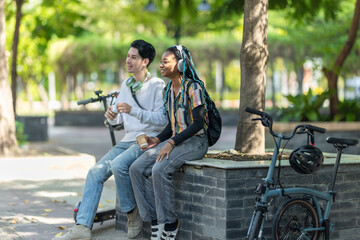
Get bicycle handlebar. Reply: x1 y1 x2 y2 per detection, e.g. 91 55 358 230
245 107 265 116
306 124 326 134
245 107 326 140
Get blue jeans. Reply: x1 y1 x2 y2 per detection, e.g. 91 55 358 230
130 134 208 224
76 141 144 228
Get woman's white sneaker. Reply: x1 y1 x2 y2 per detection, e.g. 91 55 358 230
151 223 165 240
160 220 180 240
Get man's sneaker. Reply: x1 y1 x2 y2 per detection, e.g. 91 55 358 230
160 220 180 240
52 224 91 240
151 223 165 240
127 206 143 239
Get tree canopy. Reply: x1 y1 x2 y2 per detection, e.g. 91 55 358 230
4 0 359 113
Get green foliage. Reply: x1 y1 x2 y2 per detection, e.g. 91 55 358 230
267 0 360 77
211 0 341 23
335 99 360 121
48 34 241 90
15 121 28 146
49 35 127 76
5 0 359 115
5 0 89 104
278 89 331 122
224 60 240 91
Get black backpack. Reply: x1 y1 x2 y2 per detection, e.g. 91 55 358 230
185 80 222 146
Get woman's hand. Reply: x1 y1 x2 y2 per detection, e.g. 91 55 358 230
156 140 175 162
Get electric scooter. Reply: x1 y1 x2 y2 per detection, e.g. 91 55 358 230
73 90 120 227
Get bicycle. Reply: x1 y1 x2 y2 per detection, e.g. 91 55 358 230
245 107 359 240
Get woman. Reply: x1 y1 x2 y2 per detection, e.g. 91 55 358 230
130 45 209 240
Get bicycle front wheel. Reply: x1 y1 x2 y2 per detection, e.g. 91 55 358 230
273 198 319 240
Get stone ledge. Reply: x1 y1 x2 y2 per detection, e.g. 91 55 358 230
185 151 360 170
273 121 360 132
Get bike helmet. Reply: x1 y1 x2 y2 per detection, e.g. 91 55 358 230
289 145 324 174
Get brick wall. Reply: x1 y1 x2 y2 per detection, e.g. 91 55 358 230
116 153 360 239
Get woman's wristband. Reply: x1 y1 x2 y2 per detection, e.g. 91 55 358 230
167 141 175 148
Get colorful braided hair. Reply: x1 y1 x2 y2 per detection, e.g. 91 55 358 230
163 45 210 112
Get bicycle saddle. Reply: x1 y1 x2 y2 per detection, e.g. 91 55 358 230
326 137 358 146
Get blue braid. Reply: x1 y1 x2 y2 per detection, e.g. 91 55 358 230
180 47 209 110
179 50 187 108
180 80 185 108
163 81 172 115
183 47 219 118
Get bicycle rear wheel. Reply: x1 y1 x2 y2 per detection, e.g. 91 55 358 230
248 210 264 240
273 198 319 240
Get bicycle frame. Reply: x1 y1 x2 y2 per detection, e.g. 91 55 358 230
245 108 359 240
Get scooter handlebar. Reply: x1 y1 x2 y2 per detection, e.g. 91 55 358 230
77 98 93 105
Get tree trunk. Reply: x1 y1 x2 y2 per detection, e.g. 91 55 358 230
323 0 360 119
235 0 269 154
11 0 23 114
0 0 18 155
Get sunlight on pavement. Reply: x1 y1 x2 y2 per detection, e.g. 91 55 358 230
0 155 95 181
35 191 78 198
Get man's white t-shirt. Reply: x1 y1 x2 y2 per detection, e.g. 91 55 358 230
108 76 167 142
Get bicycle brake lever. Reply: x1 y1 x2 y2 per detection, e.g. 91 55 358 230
297 127 306 134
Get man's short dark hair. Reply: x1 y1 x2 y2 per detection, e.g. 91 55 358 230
131 40 156 67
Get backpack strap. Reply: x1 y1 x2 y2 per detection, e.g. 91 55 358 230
185 79 208 112
126 76 145 110
130 86 145 110
185 80 210 129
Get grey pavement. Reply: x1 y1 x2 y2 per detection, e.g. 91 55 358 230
0 125 142 240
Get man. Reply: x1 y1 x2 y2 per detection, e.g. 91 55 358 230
53 40 167 240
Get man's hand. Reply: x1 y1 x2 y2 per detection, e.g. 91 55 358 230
117 103 132 114
156 139 175 162
104 106 117 120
